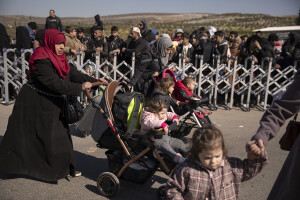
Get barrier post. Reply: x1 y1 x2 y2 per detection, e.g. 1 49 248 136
197 55 203 96
213 56 221 109
20 48 26 84
246 56 255 110
263 57 273 111
113 52 117 80
183 54 186 78
95 51 100 79
131 52 135 78
229 56 238 110
76 50 80 67
80 51 84 67
3 48 9 105
178 53 182 73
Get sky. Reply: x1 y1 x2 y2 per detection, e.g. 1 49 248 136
0 0 299 17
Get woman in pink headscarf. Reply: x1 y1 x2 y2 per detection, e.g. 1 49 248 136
0 29 106 181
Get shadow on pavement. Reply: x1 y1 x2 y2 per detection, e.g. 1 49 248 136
78 147 169 200
0 171 58 184
74 150 107 182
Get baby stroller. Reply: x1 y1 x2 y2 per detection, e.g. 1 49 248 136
155 68 212 138
85 81 183 198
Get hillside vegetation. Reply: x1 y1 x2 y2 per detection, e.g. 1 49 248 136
0 13 297 39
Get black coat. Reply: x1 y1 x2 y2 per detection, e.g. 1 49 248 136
124 37 148 59
142 30 155 43
152 89 177 108
45 16 63 32
214 39 228 64
85 37 108 62
129 51 159 97
16 26 32 49
0 59 96 181
173 44 195 64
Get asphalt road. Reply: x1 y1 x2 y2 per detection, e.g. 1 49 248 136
0 104 289 200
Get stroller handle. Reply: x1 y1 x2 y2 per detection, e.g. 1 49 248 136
85 81 106 100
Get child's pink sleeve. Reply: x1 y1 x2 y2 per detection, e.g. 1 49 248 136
166 112 177 121
142 113 165 129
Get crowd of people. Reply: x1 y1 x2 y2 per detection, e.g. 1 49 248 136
1 10 300 70
0 9 300 200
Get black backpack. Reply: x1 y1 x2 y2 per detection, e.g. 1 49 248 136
112 92 144 139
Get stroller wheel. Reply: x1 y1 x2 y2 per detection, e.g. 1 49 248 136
97 172 120 197
156 185 167 200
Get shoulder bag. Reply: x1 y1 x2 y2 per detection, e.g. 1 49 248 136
279 114 300 151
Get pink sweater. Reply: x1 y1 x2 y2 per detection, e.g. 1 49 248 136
140 108 178 134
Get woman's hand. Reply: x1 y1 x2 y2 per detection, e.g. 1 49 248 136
82 82 92 91
98 78 108 85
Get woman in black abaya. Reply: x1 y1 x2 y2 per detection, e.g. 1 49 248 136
0 29 106 181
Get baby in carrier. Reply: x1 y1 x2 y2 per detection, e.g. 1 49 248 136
173 77 212 119
140 99 187 163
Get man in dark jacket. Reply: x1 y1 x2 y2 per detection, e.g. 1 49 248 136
279 32 300 69
85 26 108 62
262 33 281 69
240 35 268 69
25 22 38 45
139 19 155 43
122 27 147 65
173 32 195 65
214 31 228 64
45 9 63 32
106 26 124 63
228 31 238 48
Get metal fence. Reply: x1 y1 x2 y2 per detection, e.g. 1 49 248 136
0 48 298 111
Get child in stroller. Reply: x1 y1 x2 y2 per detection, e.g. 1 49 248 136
153 69 212 135
173 76 212 126
140 98 187 163
85 81 188 198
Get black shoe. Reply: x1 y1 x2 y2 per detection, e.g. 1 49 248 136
69 169 82 177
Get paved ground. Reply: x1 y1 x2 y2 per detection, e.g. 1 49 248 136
0 104 290 200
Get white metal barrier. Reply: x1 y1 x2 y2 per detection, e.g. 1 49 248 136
0 49 298 112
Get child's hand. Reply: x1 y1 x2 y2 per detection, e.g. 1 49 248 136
247 151 261 160
246 139 265 160
172 118 179 125
204 110 212 116
176 101 180 106
163 126 169 135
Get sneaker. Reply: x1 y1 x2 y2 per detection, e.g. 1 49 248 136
69 169 82 177
173 153 182 163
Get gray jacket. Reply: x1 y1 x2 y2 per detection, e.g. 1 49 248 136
252 68 300 199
